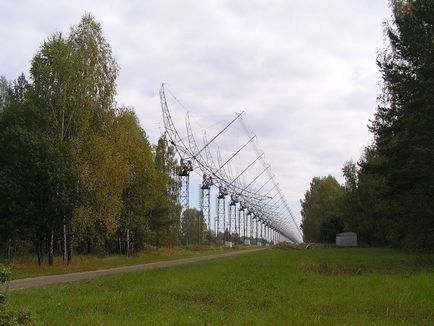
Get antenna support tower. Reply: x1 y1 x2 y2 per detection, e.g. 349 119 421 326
200 174 213 241
216 186 228 243
229 194 238 243
178 158 193 211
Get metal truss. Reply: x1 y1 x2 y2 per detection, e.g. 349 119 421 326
160 83 302 244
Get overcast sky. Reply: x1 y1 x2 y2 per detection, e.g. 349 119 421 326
0 0 392 228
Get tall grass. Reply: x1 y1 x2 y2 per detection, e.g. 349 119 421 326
3 246 236 280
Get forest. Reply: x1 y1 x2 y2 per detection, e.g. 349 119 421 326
0 14 212 266
1 0 433 267
301 0 434 252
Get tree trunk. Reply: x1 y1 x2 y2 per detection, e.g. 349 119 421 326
118 234 122 255
198 216 201 245
7 238 11 261
130 230 134 254
156 230 160 251
63 219 67 264
126 229 130 257
67 228 73 266
36 235 43 266
48 225 54 266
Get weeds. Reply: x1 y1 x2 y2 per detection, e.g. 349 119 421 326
298 260 369 275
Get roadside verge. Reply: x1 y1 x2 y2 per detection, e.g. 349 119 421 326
8 248 266 291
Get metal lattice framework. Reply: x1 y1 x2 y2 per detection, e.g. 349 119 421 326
160 84 302 243
200 174 212 239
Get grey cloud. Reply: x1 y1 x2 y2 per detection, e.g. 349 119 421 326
0 0 391 225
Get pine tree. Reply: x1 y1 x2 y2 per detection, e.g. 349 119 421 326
371 0 434 250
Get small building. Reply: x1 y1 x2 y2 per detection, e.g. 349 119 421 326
336 232 357 247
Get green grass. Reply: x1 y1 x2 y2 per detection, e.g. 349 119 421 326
3 246 241 280
6 247 434 325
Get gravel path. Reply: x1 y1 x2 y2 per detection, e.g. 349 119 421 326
8 248 265 291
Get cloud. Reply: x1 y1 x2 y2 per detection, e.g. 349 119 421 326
0 0 391 238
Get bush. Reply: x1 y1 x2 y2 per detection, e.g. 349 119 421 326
0 308 32 326
0 265 11 304
0 264 32 325
185 244 213 251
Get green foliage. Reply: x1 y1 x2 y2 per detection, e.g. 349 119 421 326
0 265 32 325
301 1 434 251
300 176 345 242
0 264 11 304
0 264 11 285
369 0 434 251
0 309 32 326
333 0 434 251
151 135 181 247
340 148 389 245
0 76 9 110
24 14 126 263
341 160 361 232
0 14 182 263
115 109 160 253
68 13 119 112
181 209 207 245
0 93 73 265
319 216 344 243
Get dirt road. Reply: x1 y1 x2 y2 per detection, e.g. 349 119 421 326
8 248 265 291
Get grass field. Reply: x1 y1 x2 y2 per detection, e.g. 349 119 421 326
6 247 434 325
2 246 239 280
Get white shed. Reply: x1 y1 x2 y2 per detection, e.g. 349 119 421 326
336 232 357 247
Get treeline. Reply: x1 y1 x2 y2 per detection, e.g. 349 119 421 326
301 0 434 252
0 15 185 265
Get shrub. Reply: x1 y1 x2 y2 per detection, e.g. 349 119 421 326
0 264 32 325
